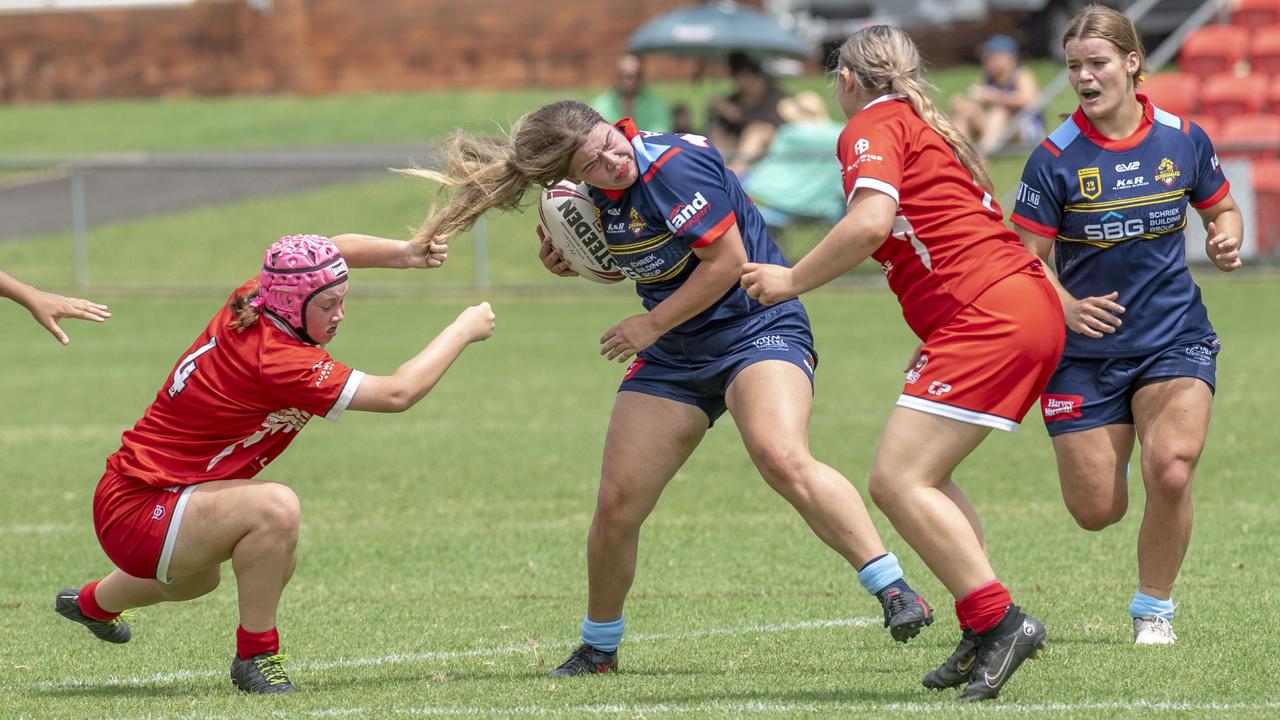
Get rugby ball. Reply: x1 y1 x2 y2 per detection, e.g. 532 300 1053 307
537 181 624 284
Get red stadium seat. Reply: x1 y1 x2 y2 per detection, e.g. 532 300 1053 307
1233 0 1280 29
1186 114 1221 139
1180 25 1250 77
1251 158 1280 256
1139 72 1200 117
1216 113 1280 158
1198 73 1268 121
1249 25 1280 77
1269 75 1280 112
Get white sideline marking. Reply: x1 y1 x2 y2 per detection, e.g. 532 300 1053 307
0 523 75 534
63 700 1280 719
39 617 880 690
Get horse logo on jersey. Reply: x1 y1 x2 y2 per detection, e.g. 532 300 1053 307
1077 167 1102 200
628 208 646 237
1154 158 1181 187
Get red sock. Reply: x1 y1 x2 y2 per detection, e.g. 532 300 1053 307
955 580 1012 634
78 580 120 622
237 626 280 660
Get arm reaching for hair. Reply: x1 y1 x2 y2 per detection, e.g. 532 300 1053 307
329 233 449 270
0 267 111 345
348 302 496 413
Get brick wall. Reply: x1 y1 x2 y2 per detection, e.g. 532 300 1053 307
0 0 728 103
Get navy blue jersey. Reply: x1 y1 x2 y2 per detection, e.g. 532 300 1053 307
1011 98 1229 358
589 118 798 357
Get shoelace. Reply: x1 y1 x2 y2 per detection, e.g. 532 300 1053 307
883 590 913 620
1144 616 1177 638
254 654 291 685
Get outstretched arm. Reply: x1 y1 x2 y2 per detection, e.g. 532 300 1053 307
0 267 111 345
348 302 495 413
329 233 448 270
740 187 894 304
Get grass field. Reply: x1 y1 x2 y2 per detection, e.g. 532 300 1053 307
1 271 1277 719
2 63 1278 718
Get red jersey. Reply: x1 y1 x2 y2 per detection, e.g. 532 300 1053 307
838 95 1036 339
106 278 365 487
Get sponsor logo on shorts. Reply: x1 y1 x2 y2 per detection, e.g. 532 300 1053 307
1041 394 1084 422
905 354 928 385
151 504 166 521
802 352 815 376
927 381 952 396
1184 344 1213 366
753 334 789 351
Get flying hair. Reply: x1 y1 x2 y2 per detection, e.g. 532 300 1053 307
837 25 994 193
401 100 606 244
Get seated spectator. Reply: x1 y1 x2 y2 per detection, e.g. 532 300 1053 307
708 51 790 175
671 103 694 135
950 34 1044 155
743 91 845 231
590 53 672 132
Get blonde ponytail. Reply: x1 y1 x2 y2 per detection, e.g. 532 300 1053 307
403 100 606 244
837 25 993 193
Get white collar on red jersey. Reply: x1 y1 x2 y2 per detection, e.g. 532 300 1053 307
863 93 905 111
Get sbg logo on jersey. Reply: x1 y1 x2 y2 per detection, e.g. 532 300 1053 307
1077 167 1102 200
1084 210 1145 241
668 191 709 232
1041 394 1084 422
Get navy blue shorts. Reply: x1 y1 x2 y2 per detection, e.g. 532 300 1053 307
619 304 817 426
1040 334 1220 436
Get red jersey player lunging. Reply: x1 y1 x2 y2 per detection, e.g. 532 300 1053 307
740 26 1064 701
54 233 495 694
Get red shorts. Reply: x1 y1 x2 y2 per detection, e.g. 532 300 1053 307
899 266 1065 431
93 468 198 582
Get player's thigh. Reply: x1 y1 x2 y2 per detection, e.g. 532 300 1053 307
1132 377 1213 474
725 359 814 456
597 391 708 516
1051 424 1134 508
873 406 992 489
166 478 300 578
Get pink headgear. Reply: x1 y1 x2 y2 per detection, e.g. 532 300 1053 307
257 234 349 342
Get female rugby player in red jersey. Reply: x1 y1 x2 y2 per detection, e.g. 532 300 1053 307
56 233 494 693
741 25 1065 701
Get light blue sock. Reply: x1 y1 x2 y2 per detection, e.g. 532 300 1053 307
857 552 905 595
1129 591 1175 619
581 616 624 652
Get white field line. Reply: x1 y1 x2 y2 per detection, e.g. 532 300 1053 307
41 700 1280 720
303 701 1280 717
38 616 880 690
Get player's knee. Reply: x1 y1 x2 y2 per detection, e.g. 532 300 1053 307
253 483 301 537
1145 454 1197 500
162 567 222 601
866 468 902 510
751 442 810 492
592 481 645 533
1068 500 1125 531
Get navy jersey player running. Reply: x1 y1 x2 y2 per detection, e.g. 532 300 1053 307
1010 4 1243 645
404 100 933 677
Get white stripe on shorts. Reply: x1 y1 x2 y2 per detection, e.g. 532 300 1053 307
155 485 198 583
896 394 1019 432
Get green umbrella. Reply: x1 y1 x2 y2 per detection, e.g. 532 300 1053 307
626 1 812 59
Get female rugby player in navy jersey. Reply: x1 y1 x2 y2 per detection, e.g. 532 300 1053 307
404 99 934 677
1010 4 1243 646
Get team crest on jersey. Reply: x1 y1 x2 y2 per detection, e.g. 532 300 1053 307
1154 157 1181 187
628 208 646 237
1077 167 1102 200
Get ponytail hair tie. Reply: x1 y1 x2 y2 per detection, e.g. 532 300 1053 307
248 296 266 309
